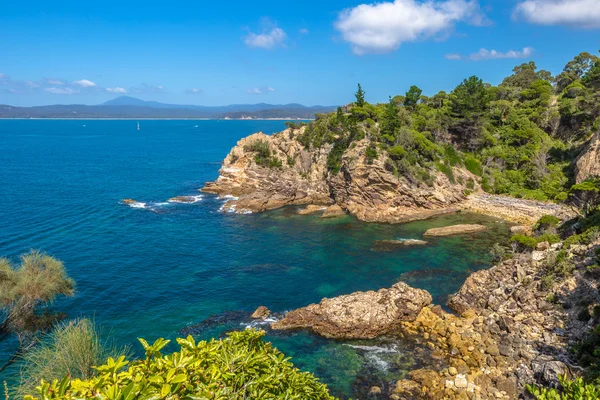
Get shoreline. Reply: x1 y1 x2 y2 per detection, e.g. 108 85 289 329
0 118 314 121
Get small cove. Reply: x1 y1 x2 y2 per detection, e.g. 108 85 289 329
0 120 511 398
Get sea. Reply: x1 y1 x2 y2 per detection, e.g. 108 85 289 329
0 119 511 398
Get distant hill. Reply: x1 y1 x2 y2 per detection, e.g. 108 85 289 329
0 97 337 119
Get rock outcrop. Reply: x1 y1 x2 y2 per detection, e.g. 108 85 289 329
203 127 476 223
269 239 600 399
423 224 487 237
574 131 600 184
204 127 574 225
271 282 432 339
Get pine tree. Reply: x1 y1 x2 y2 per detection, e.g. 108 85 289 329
355 83 365 107
404 85 422 110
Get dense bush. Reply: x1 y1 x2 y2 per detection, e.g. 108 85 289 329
24 329 336 400
243 140 282 169
510 234 538 251
528 376 600 399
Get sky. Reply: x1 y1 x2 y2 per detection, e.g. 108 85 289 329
1 0 599 107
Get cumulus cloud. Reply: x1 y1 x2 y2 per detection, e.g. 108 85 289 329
74 79 96 88
446 47 535 61
245 27 287 49
106 87 127 93
185 88 203 94
335 0 489 55
247 86 275 95
299 28 310 34
44 87 79 95
513 0 600 28
46 79 65 85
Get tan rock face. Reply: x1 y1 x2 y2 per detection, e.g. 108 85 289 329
271 282 432 339
423 224 488 237
575 131 600 183
203 127 475 223
321 204 345 218
250 306 270 319
460 194 574 226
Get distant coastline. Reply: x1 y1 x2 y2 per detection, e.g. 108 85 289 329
0 117 313 121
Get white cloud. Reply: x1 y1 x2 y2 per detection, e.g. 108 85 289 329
445 53 462 60
299 28 310 34
73 79 96 88
106 87 127 93
44 87 79 95
245 27 287 49
0 73 5 79
186 88 203 94
335 0 488 55
514 0 600 28
130 83 167 93
47 79 64 85
247 86 275 95
446 47 535 61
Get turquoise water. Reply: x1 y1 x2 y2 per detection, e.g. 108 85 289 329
0 120 510 397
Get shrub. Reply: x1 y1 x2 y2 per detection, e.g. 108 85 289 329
490 243 506 262
510 234 538 251
365 146 378 164
25 329 336 400
463 155 482 176
436 162 456 184
528 376 600 399
535 215 561 231
536 233 561 245
0 252 75 347
243 140 282 169
17 319 130 397
466 178 475 190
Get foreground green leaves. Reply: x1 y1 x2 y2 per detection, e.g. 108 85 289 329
25 329 337 400
528 376 600 399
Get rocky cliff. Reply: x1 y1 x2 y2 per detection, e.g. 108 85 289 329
575 130 600 184
203 127 478 223
204 126 575 225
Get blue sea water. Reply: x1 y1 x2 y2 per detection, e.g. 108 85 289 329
0 120 510 398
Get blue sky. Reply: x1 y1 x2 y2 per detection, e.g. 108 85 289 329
1 0 599 106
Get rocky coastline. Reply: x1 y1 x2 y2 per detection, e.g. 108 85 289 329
202 127 574 226
268 237 600 399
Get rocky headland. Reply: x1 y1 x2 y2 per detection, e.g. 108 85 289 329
270 237 600 399
203 127 574 226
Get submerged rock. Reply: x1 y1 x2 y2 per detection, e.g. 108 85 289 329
251 306 271 319
373 239 429 251
423 224 487 237
297 204 327 215
168 195 201 204
271 282 432 339
122 198 138 205
321 204 346 218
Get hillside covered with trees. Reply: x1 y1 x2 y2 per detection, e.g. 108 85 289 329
292 51 599 203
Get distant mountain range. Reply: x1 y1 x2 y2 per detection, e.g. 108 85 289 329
0 96 337 119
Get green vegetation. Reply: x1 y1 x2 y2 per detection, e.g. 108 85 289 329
25 329 336 400
528 376 600 399
509 234 538 251
293 51 600 203
243 140 282 169
16 319 130 397
0 251 74 371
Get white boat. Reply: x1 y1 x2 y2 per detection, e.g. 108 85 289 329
137 122 140 131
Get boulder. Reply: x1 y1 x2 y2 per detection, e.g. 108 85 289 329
271 282 432 339
251 306 270 319
510 225 532 235
424 224 487 237
168 196 200 204
122 199 138 204
373 239 429 251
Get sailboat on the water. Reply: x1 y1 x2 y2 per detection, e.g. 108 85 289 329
137 122 140 131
